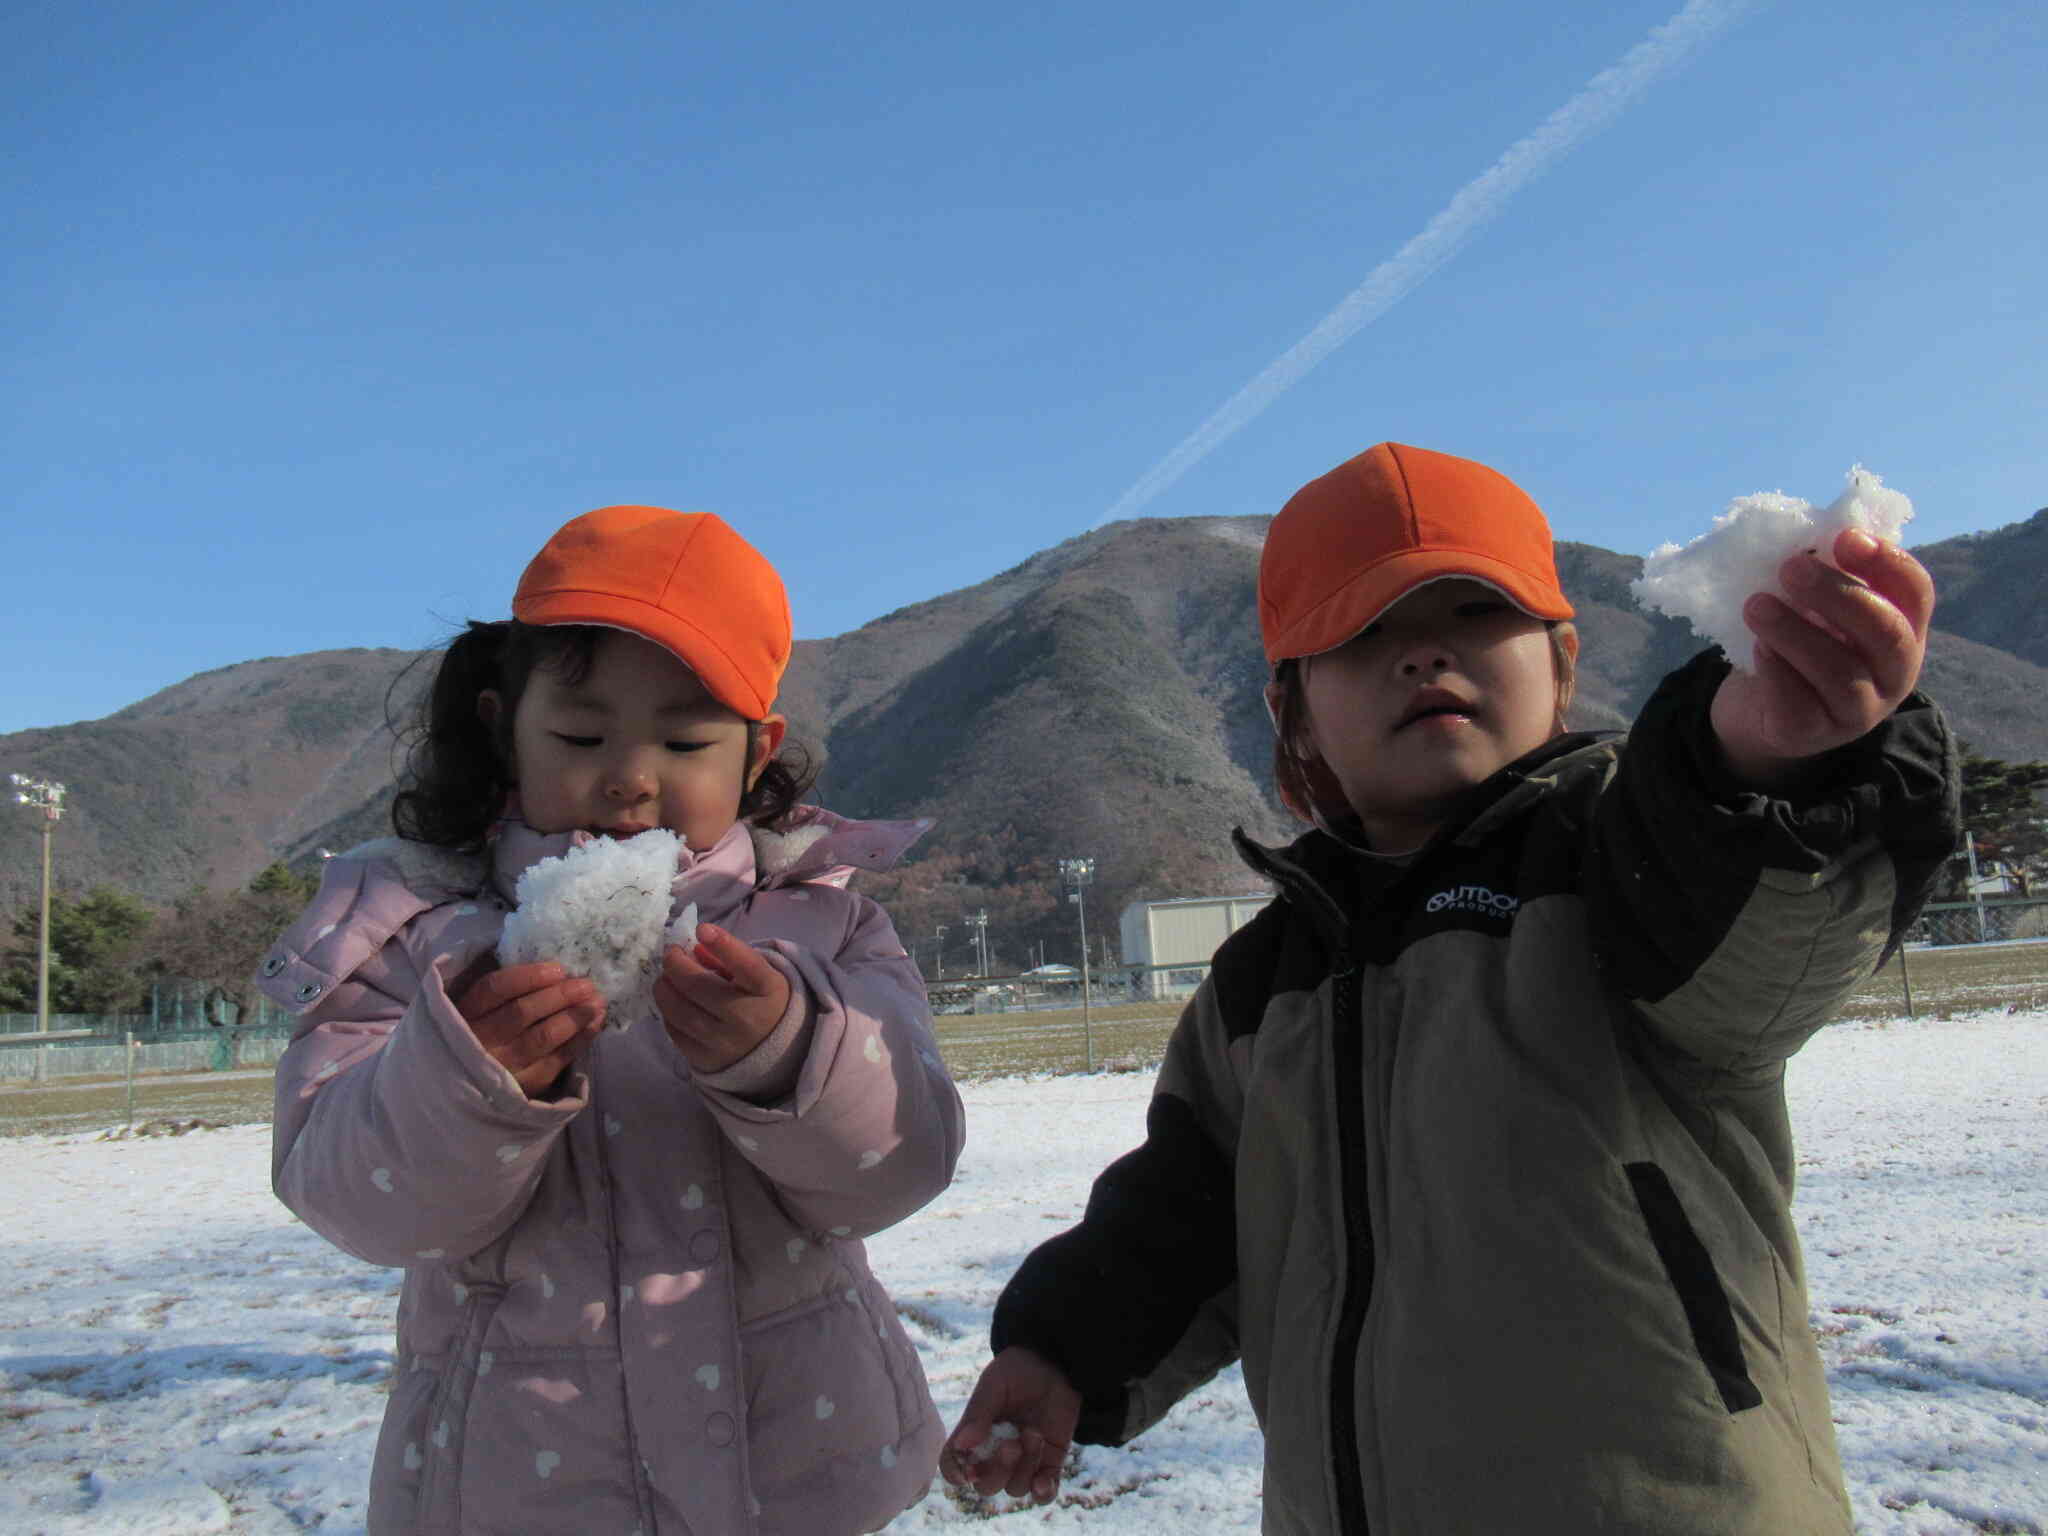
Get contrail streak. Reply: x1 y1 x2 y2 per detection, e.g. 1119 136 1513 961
1097 0 1759 526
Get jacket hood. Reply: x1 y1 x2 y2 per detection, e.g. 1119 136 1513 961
337 804 933 914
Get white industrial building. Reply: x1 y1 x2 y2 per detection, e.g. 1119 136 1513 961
1119 893 1272 999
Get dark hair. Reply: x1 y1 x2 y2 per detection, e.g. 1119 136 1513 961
391 620 817 851
1267 659 1351 827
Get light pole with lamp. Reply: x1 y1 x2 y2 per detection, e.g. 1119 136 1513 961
1058 857 1095 1071
11 774 68 1084
932 925 946 981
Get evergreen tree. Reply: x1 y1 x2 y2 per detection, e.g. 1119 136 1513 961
1957 750 2048 897
0 886 157 1016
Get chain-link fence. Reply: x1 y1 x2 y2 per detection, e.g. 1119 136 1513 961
1907 898 2048 948
926 963 1206 1078
0 979 299 1081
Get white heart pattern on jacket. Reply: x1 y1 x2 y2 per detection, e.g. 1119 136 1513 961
695 1364 719 1390
815 1395 835 1420
857 1150 882 1170
535 1450 560 1479
680 1184 704 1210
370 1168 394 1193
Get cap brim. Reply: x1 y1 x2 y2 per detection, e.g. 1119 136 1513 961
1266 550 1575 663
514 593 773 719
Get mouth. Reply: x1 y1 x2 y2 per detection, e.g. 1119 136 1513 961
592 824 656 839
1396 689 1478 731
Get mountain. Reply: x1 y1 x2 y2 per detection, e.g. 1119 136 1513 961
5 510 2045 970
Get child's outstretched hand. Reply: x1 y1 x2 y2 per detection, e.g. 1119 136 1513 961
1710 527 1934 788
456 962 606 1099
940 1346 1082 1506
657 923 792 1073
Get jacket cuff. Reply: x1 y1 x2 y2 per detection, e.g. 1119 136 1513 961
692 950 817 1104
1648 648 1957 873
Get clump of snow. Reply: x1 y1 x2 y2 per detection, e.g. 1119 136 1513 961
497 831 698 1029
967 1421 1021 1464
1631 466 1913 670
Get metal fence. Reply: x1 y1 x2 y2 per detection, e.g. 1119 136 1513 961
0 979 299 1082
1908 897 2048 948
924 963 1209 1077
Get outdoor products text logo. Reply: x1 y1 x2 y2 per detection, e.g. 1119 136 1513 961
1425 884 1520 919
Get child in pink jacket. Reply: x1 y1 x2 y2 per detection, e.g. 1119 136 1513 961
262 506 965 1535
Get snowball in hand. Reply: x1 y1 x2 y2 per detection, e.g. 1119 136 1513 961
497 830 699 1029
968 1421 1022 1464
1630 466 1913 671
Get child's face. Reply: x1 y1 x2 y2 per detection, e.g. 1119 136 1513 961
1298 578 1566 851
492 630 783 851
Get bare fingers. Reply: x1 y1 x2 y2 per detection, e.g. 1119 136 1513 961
1749 545 1927 741
457 964 606 1092
1831 528 1935 641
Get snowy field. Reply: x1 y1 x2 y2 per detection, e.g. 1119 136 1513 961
1 1009 2042 1535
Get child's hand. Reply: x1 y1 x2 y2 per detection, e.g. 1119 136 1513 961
656 923 793 1073
1709 527 1934 788
939 1347 1081 1505
456 962 605 1099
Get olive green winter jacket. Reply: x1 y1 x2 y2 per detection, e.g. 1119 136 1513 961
993 652 1959 1535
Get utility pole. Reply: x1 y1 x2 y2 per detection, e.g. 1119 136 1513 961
965 910 990 977
11 774 68 1085
933 925 946 980
1058 858 1096 1071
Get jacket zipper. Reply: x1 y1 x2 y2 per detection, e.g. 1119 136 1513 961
590 1072 662 1535
1327 955 1372 1536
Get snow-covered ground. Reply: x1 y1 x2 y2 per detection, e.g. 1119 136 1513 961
2 1009 2042 1534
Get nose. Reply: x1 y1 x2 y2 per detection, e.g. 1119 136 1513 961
605 751 657 803
1396 640 1453 677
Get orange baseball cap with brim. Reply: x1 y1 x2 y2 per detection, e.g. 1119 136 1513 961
1258 441 1574 666
513 506 792 720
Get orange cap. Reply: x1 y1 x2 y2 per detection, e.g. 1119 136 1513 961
513 506 792 719
1257 442 1573 665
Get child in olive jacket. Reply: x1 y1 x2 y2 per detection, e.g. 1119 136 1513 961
942 443 1958 1534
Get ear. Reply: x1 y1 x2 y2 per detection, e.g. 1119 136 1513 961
746 713 787 789
1550 623 1580 730
477 689 501 729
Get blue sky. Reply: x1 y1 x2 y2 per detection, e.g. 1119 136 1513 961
5 0 2043 735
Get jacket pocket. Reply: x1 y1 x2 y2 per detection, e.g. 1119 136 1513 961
1623 1161 1763 1414
369 1359 445 1534
415 1281 506 1524
740 1286 916 1501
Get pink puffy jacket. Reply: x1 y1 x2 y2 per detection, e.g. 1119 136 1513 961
261 807 965 1535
